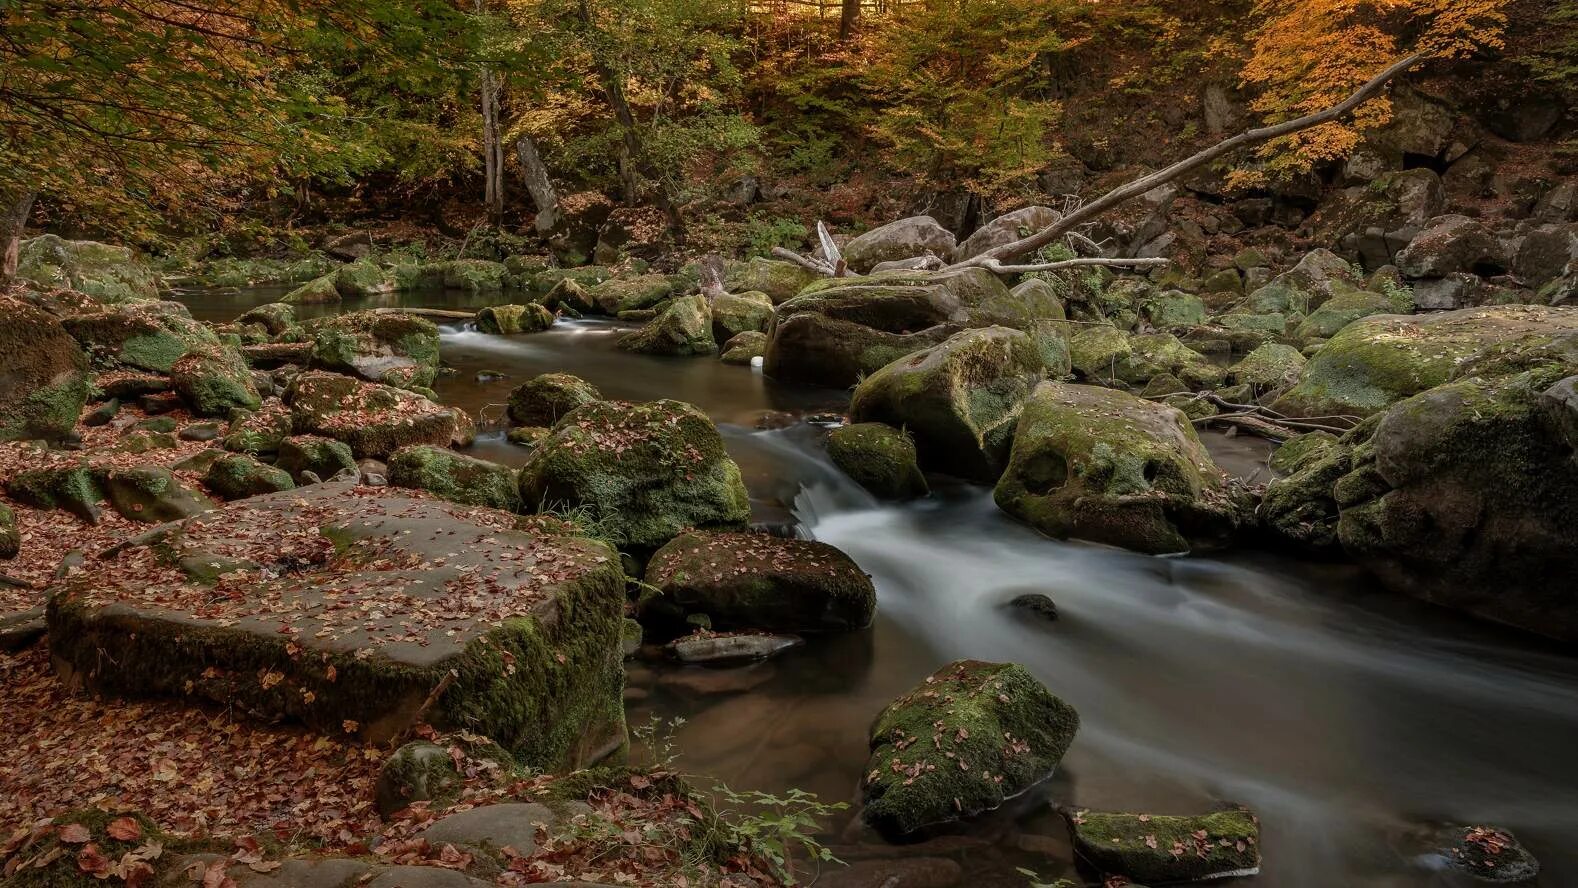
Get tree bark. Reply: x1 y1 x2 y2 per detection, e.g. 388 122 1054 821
515 134 562 235
838 0 859 41
1 189 35 286
480 68 504 227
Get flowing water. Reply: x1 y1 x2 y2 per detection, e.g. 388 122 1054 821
183 288 1578 887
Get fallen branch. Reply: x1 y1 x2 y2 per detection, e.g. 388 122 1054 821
370 306 477 321
979 256 1171 274
771 246 835 275
950 53 1425 270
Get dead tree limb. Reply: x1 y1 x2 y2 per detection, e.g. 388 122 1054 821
771 246 835 275
950 53 1424 270
978 257 1171 274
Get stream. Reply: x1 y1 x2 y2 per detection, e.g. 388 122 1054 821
183 288 1578 887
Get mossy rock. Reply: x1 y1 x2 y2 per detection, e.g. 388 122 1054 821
0 296 91 442
1258 443 1352 553
388 445 522 512
507 373 602 427
719 331 767 365
537 277 598 314
45 482 628 768
841 216 957 273
588 274 679 315
101 465 216 523
15 235 160 302
1139 288 1209 330
723 257 824 304
0 502 17 560
507 426 550 449
528 266 613 296
994 382 1236 554
1069 327 1221 389
333 257 396 297
282 273 341 305
850 326 1046 482
435 259 511 294
1007 278 1072 376
308 310 441 389
223 402 295 455
285 371 459 459
171 348 262 416
826 422 928 500
1268 430 1339 475
1068 809 1260 883
1274 306 1578 419
861 660 1079 837
1293 288 1413 342
116 430 180 453
61 301 218 373
477 303 555 335
710 291 774 343
618 294 716 357
1239 248 1363 316
275 435 357 483
1229 343 1306 393
236 301 300 336
203 453 296 500
640 530 875 634
5 464 105 523
517 399 750 551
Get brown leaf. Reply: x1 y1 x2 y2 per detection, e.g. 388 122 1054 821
106 818 142 842
76 843 112 877
58 824 92 844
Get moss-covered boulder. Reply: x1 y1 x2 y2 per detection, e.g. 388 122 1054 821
101 465 216 522
477 303 555 335
953 205 1060 262
850 326 1046 482
1069 327 1222 389
723 257 823 304
826 422 928 499
719 331 767 365
529 265 614 296
45 482 628 767
403 259 511 294
765 267 1063 388
710 291 774 342
1269 430 1340 476
223 402 295 455
1239 248 1364 316
61 301 219 373
517 399 750 550
275 435 356 483
618 294 716 356
203 453 296 500
236 302 298 336
308 310 441 389
6 463 106 523
0 296 91 442
1274 306 1578 419
537 276 598 315
1229 343 1306 394
994 382 1237 554
1068 810 1261 883
1139 288 1209 330
170 347 262 416
506 373 602 427
285 371 460 459
861 660 1078 836
588 274 679 315
388 445 522 511
639 530 875 634
842 216 957 273
282 273 341 305
15 234 160 302
332 257 397 296
1293 287 1412 342
0 502 16 560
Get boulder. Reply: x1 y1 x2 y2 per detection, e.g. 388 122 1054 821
1238 248 1364 316
275 435 357 484
202 453 296 500
46 482 627 767
952 206 1059 262
537 276 598 315
529 265 613 297
861 660 1078 836
517 399 750 550
710 291 774 343
826 422 929 499
309 311 441 389
1228 343 1306 393
170 348 261 416
1513 223 1578 287
1293 287 1412 341
1069 328 1221 389
0 502 16 561
588 274 678 315
765 267 1063 388
640 530 875 633
236 302 297 337
1308 170 1446 267
285 372 459 459
507 373 602 427
388 445 522 512
1274 306 1578 419
6 464 104 523
61 301 218 373
719 331 767 365
0 297 91 442
669 632 802 664
1394 215 1508 279
1424 825 1540 883
101 465 215 522
476 303 554 335
1067 810 1260 883
850 326 1046 482
15 235 159 302
994 382 1235 554
1139 288 1208 330
282 273 341 305
223 402 295 455
618 294 715 356
842 216 957 273
723 257 824 304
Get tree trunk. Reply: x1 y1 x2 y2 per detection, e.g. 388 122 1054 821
480 68 504 227
838 0 859 41
1 189 35 286
515 134 562 235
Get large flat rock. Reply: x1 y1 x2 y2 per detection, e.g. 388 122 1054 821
47 482 626 770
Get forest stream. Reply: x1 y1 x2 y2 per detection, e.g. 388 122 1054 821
179 286 1578 888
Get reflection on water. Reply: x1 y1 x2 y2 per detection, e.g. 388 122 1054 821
180 287 1578 886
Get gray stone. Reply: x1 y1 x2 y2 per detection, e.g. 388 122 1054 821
421 802 557 855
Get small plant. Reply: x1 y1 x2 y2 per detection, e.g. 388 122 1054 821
1015 868 1079 888
744 213 809 257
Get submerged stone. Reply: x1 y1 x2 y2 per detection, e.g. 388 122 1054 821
1067 809 1261 883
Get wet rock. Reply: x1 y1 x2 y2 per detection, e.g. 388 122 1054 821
710 290 774 342
1007 593 1058 620
476 303 555 335
101 465 215 522
588 273 679 315
860 660 1078 836
14 235 159 302
641 530 876 634
1067 809 1260 883
308 310 441 389
719 331 767 365
723 257 824 304
668 632 803 664
851 326 1045 482
203 453 296 500
0 296 92 442
618 294 715 356
826 422 928 499
952 206 1059 263
285 372 460 459
517 399 750 550
1418 824 1540 883
171 347 262 416
47 482 628 764
842 216 957 273
275 436 357 484
994 382 1237 554
388 445 521 511
505 373 602 428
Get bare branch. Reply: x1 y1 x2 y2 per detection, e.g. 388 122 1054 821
815 220 843 270
950 54 1425 269
979 257 1171 274
771 246 835 275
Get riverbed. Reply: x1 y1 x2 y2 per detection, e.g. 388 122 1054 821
183 287 1578 886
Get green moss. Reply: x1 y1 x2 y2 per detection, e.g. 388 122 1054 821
826 423 928 499
0 502 19 559
388 445 522 511
275 435 356 481
171 348 262 416
861 660 1079 837
202 453 296 500
1268 431 1339 475
282 273 341 305
1229 343 1306 393
6 465 105 522
477 303 555 335
1069 809 1259 883
4 377 91 443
